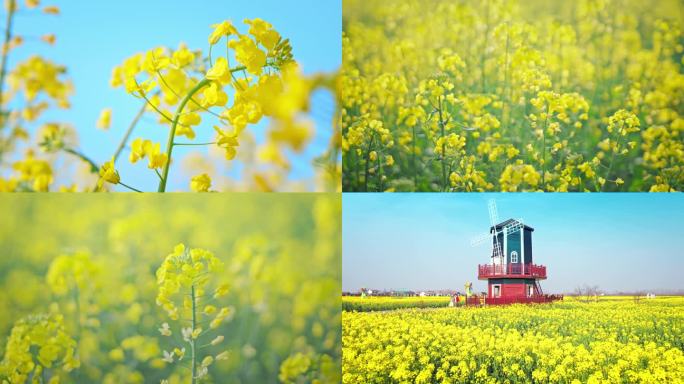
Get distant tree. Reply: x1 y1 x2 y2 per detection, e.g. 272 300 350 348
586 285 601 302
574 284 601 303
634 291 645 304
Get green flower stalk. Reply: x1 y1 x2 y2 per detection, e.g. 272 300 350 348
156 244 231 383
45 250 100 380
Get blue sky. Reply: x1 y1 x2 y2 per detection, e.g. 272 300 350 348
343 193 684 294
7 0 340 191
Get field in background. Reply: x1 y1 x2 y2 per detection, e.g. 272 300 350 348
343 296 684 383
342 296 451 311
342 294 678 312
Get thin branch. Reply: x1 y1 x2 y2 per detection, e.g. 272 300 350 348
113 100 148 163
63 148 99 173
155 69 222 119
137 90 176 125
0 0 16 131
118 181 143 193
173 141 216 146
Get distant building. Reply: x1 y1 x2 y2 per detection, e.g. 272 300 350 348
471 200 562 305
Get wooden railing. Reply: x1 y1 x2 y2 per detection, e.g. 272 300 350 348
460 294 563 306
483 295 563 305
477 263 547 279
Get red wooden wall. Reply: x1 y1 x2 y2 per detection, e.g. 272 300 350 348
488 282 528 298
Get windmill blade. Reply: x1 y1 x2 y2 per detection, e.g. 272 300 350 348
470 232 493 247
492 241 503 259
488 199 499 227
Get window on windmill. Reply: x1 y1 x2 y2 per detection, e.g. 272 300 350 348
511 251 518 263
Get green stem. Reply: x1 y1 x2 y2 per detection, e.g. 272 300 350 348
541 134 546 187
354 149 360 190
327 108 342 192
158 78 210 192
0 0 15 131
503 26 511 135
412 124 417 189
118 181 143 193
376 150 382 192
63 148 99 173
437 98 447 192
363 134 376 192
541 106 549 188
113 101 147 163
481 0 490 93
191 285 197 384
173 141 216 146
73 285 82 381
156 70 222 119
601 134 622 192
138 89 176 124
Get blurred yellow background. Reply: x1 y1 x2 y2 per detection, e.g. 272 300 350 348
0 193 340 383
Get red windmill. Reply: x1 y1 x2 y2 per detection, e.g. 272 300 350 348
470 199 561 305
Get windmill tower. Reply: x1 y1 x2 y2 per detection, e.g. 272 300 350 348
471 199 550 304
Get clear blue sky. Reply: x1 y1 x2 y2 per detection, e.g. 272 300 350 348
343 193 684 294
8 0 340 191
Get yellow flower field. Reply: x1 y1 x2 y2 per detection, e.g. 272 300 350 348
343 297 684 383
342 0 684 191
343 296 451 311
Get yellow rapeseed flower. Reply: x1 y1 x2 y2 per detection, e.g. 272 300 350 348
190 173 211 192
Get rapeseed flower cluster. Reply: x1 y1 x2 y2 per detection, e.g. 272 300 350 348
155 244 229 382
0 1 74 192
342 0 684 191
97 18 339 192
0 10 340 192
46 251 99 297
0 314 79 384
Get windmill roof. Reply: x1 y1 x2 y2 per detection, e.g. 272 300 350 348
490 218 534 232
